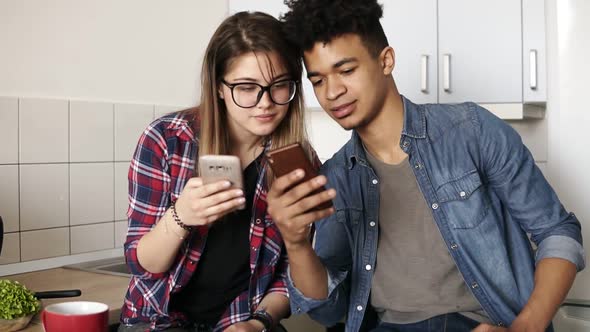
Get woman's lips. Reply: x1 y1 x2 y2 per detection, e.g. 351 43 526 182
254 113 277 122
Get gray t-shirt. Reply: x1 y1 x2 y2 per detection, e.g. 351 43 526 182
365 150 486 324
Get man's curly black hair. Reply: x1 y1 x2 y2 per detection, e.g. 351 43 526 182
281 0 389 58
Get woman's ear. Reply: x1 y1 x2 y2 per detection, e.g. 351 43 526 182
380 46 395 75
218 86 225 99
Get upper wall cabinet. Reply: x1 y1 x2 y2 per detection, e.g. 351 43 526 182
438 0 522 104
382 0 438 104
523 0 547 104
228 0 321 109
229 0 546 119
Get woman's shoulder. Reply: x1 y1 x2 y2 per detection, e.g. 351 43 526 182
148 107 199 140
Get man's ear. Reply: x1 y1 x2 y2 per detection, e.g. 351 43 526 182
380 46 395 75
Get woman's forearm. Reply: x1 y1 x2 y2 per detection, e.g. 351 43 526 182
136 208 189 273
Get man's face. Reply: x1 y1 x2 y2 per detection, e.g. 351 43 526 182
304 34 390 131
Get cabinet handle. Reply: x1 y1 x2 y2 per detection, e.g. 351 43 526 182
530 49 538 90
443 54 451 92
421 55 429 93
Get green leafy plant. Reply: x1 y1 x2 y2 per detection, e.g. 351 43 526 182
0 280 41 320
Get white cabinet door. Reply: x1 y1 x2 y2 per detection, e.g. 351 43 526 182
381 0 438 104
227 0 321 110
523 0 546 103
438 0 522 104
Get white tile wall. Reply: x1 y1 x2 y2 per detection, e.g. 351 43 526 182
114 162 130 221
0 165 19 232
20 227 69 261
70 100 114 162
114 103 154 161
0 97 188 266
70 222 114 254
0 233 20 264
70 163 114 225
155 105 183 119
114 221 127 248
0 97 18 164
19 98 69 163
19 164 69 231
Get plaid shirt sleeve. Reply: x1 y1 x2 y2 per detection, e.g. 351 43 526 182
124 122 171 280
266 249 289 297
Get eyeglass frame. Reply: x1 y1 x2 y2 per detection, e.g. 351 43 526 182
220 79 299 108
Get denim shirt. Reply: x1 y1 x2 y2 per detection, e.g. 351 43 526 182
287 97 585 332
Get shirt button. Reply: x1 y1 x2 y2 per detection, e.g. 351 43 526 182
365 264 372 271
459 191 466 198
450 243 458 250
356 305 363 311
402 141 410 148
432 203 439 210
498 322 505 327
414 163 422 169
252 246 258 251
369 221 376 227
372 179 378 185
255 218 262 224
296 307 302 313
471 282 479 289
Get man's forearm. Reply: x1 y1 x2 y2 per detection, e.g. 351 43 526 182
511 257 577 331
287 243 329 299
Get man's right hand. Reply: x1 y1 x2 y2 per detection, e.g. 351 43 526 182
267 169 336 249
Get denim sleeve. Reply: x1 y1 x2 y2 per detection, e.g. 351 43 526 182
474 104 585 271
287 211 352 326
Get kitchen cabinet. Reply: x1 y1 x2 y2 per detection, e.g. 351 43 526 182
438 0 522 104
382 0 438 104
228 0 546 118
523 0 547 103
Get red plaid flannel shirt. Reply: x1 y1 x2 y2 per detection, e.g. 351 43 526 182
120 110 309 331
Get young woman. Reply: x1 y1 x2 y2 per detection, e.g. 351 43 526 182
118 11 317 332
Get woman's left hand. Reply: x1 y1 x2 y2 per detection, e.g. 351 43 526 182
223 319 266 332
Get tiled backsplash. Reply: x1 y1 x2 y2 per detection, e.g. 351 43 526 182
0 97 183 265
0 96 547 268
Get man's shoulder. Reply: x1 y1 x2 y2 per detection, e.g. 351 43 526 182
422 101 479 124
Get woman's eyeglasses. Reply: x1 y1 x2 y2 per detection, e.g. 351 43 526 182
221 79 297 108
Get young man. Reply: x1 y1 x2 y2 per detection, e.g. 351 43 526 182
266 0 585 331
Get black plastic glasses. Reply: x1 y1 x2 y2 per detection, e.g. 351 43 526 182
221 79 297 108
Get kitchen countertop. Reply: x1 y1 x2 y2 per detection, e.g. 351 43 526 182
5 267 130 331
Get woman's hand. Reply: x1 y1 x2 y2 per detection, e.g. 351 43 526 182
223 319 265 332
175 177 246 226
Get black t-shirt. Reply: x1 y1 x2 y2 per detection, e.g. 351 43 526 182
170 154 262 325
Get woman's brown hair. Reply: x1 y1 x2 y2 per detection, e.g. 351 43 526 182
197 11 311 178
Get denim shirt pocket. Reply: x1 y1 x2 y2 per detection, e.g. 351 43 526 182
436 170 490 229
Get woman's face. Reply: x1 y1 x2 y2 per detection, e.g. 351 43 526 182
219 51 294 143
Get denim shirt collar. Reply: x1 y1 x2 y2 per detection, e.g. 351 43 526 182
347 95 427 169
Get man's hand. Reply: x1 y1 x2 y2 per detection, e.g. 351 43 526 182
267 169 335 249
223 319 265 332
